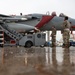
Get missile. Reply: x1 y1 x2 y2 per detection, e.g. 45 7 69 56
6 23 36 32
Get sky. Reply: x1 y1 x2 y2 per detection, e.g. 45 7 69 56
0 0 75 41
0 0 75 18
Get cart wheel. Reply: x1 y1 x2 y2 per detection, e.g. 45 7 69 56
25 41 33 48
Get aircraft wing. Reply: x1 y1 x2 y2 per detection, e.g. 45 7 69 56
0 14 39 23
0 14 11 17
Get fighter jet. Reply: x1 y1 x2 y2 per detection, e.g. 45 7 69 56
0 12 75 32
21 13 75 31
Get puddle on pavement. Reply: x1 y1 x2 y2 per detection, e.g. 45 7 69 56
0 46 75 75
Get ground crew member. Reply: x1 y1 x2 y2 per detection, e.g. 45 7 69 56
51 26 56 47
62 16 71 47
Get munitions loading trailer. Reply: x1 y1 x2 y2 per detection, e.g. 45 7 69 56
0 22 46 47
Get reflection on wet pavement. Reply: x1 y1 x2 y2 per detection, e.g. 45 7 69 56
0 46 75 75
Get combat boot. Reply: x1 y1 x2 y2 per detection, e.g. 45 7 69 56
62 45 65 48
62 43 65 48
51 44 56 47
65 44 70 48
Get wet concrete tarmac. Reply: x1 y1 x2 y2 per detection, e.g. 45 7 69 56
0 46 75 75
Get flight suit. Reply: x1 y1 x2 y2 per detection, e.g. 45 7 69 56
51 28 56 47
62 20 71 47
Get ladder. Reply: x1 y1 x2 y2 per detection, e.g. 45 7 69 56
0 22 23 41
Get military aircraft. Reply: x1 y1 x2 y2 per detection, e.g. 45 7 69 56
0 12 75 32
